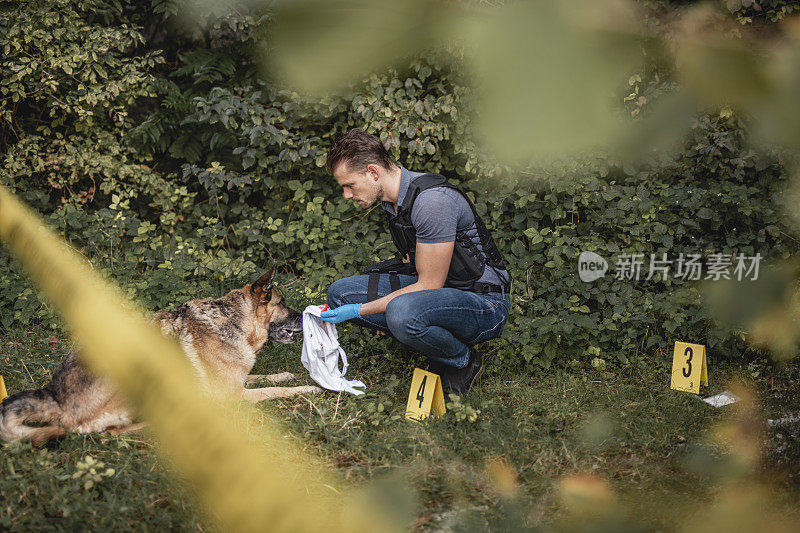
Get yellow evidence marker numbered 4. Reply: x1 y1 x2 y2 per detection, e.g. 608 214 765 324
405 368 446 421
670 342 708 394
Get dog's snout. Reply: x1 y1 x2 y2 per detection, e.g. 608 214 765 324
286 308 302 330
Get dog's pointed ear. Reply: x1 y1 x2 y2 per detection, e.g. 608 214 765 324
251 266 276 301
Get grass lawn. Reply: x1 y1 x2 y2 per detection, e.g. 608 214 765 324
1 323 799 531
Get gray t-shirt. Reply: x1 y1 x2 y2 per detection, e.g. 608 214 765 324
381 167 510 288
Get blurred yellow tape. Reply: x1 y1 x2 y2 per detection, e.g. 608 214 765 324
0 185 397 532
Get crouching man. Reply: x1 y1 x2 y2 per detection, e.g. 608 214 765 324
319 128 511 395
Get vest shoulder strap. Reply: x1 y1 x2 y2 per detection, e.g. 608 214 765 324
397 173 451 216
402 173 508 274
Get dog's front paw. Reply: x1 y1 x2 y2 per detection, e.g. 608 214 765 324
270 372 296 383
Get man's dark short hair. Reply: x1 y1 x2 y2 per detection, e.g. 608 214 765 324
326 128 396 174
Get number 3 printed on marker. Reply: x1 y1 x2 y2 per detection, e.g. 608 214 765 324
682 346 693 378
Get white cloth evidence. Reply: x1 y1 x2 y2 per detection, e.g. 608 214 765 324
301 305 365 396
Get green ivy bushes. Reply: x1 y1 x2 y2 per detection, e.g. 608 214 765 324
490 117 793 368
1 0 796 366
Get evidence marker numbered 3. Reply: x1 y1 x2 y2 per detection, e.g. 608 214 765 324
670 341 708 394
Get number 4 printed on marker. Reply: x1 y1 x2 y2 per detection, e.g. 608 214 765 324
416 375 427 408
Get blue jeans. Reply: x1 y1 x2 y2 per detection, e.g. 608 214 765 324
326 274 511 369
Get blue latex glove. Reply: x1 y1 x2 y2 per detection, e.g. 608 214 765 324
319 303 362 324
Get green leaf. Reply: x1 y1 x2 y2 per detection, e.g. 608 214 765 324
697 207 713 219
523 227 543 244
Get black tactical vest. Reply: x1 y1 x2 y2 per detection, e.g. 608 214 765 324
382 173 510 293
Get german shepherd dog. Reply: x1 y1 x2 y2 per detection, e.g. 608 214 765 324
0 267 320 445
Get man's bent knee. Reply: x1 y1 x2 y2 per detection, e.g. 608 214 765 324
326 278 348 308
385 295 416 341
327 276 368 308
